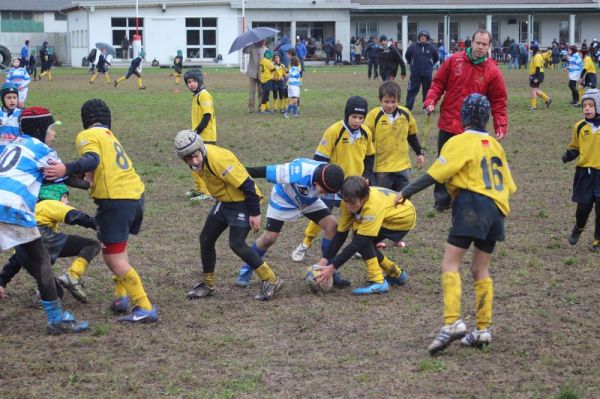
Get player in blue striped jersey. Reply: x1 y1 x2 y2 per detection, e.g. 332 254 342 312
5 58 31 107
0 115 88 335
0 83 22 136
235 158 347 287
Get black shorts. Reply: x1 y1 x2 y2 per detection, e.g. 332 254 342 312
261 81 273 91
449 190 505 243
94 196 145 244
207 201 251 229
375 227 408 243
265 208 331 233
584 73 597 89
125 69 141 79
572 166 600 204
529 73 544 88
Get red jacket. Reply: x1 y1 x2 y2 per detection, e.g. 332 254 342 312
424 51 508 136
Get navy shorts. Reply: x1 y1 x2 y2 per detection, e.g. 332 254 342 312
376 227 408 243
584 73 597 89
94 196 144 244
449 190 505 243
208 201 251 229
572 166 600 204
529 73 544 88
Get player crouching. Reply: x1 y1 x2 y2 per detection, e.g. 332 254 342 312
395 94 516 354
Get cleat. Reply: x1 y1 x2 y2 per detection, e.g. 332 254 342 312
235 265 253 288
332 271 351 288
291 243 309 262
58 273 88 303
568 225 584 245
186 281 215 299
117 306 158 323
427 319 467 355
592 239 600 253
113 80 118 87
139 86 147 90
433 203 451 213
529 106 537 111
283 113 290 118
280 109 285 114
545 98 552 108
385 270 408 287
189 192 212 201
47 311 89 335
460 328 492 348
255 277 283 301
351 279 389 295
110 296 130 314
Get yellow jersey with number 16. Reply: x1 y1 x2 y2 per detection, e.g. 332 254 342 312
75 126 145 200
427 130 516 216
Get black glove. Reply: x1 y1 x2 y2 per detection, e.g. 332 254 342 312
562 149 579 163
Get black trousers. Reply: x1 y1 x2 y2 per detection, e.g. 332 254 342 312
569 80 579 103
17 238 57 301
405 74 432 110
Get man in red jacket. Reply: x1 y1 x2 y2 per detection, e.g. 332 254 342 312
424 29 508 212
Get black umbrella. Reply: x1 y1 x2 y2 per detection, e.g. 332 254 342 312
229 27 279 54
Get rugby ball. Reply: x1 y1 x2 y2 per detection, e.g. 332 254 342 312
305 264 333 293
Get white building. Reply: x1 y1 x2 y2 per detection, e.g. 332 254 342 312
62 0 600 66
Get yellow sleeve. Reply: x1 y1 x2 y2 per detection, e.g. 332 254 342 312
355 201 385 237
213 152 252 190
35 200 75 231
568 121 582 151
364 108 378 136
76 130 100 156
198 91 215 117
427 135 473 183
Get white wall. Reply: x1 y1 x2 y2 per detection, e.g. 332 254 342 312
42 12 68 33
67 9 90 66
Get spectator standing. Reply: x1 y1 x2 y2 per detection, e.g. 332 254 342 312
354 38 363 65
334 40 343 64
20 40 30 69
404 30 439 110
296 38 307 75
364 36 380 79
243 40 266 113
378 35 406 82
121 36 130 61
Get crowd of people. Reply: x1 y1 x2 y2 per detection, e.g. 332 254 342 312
1 28 600 359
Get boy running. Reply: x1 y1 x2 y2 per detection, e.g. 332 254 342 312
89 48 112 84
529 43 552 110
114 51 146 89
174 130 283 301
171 50 184 90
43 99 158 323
315 176 415 295
5 58 31 108
364 81 425 191
395 94 516 354
562 89 600 252
234 158 345 288
183 69 216 201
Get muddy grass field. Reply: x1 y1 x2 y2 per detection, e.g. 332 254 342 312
1 64 599 398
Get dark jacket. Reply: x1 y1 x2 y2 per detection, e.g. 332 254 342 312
379 45 406 78
363 40 380 59
405 42 439 77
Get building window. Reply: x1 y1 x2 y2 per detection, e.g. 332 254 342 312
519 21 540 44
492 22 500 46
186 18 217 59
54 12 66 21
111 17 144 58
295 22 325 42
560 20 582 43
356 22 377 40
397 22 418 42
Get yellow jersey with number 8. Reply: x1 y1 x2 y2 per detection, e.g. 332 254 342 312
427 130 516 216
75 126 145 200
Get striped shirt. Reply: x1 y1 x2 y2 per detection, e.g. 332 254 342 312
5 67 31 89
266 158 325 210
567 53 583 81
0 108 22 135
288 66 302 86
0 134 60 228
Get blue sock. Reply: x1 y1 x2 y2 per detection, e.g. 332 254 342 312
241 242 266 272
41 299 63 323
321 238 332 258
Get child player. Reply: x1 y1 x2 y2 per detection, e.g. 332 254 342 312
259 50 275 114
114 50 146 89
272 52 286 113
315 176 415 295
43 99 158 323
579 50 597 100
528 43 552 111
291 96 375 279
173 130 283 301
562 89 600 252
394 94 516 354
284 56 302 118
234 158 345 288
183 69 216 201
89 48 112 84
171 50 184 92
364 81 425 191
0 109 89 334
5 58 31 108
0 83 22 135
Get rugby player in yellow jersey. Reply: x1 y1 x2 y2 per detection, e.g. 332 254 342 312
292 97 375 287
44 99 158 323
528 43 552 110
272 52 287 113
395 94 516 354
562 89 600 252
258 50 276 114
315 176 416 295
174 130 283 301
364 81 425 191
579 50 597 103
183 69 216 202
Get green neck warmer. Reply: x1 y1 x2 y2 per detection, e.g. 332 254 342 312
467 47 488 65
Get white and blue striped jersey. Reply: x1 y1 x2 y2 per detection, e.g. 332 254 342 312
0 134 60 228
265 158 325 210
567 53 583 81
288 66 302 86
5 67 31 89
0 108 22 135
